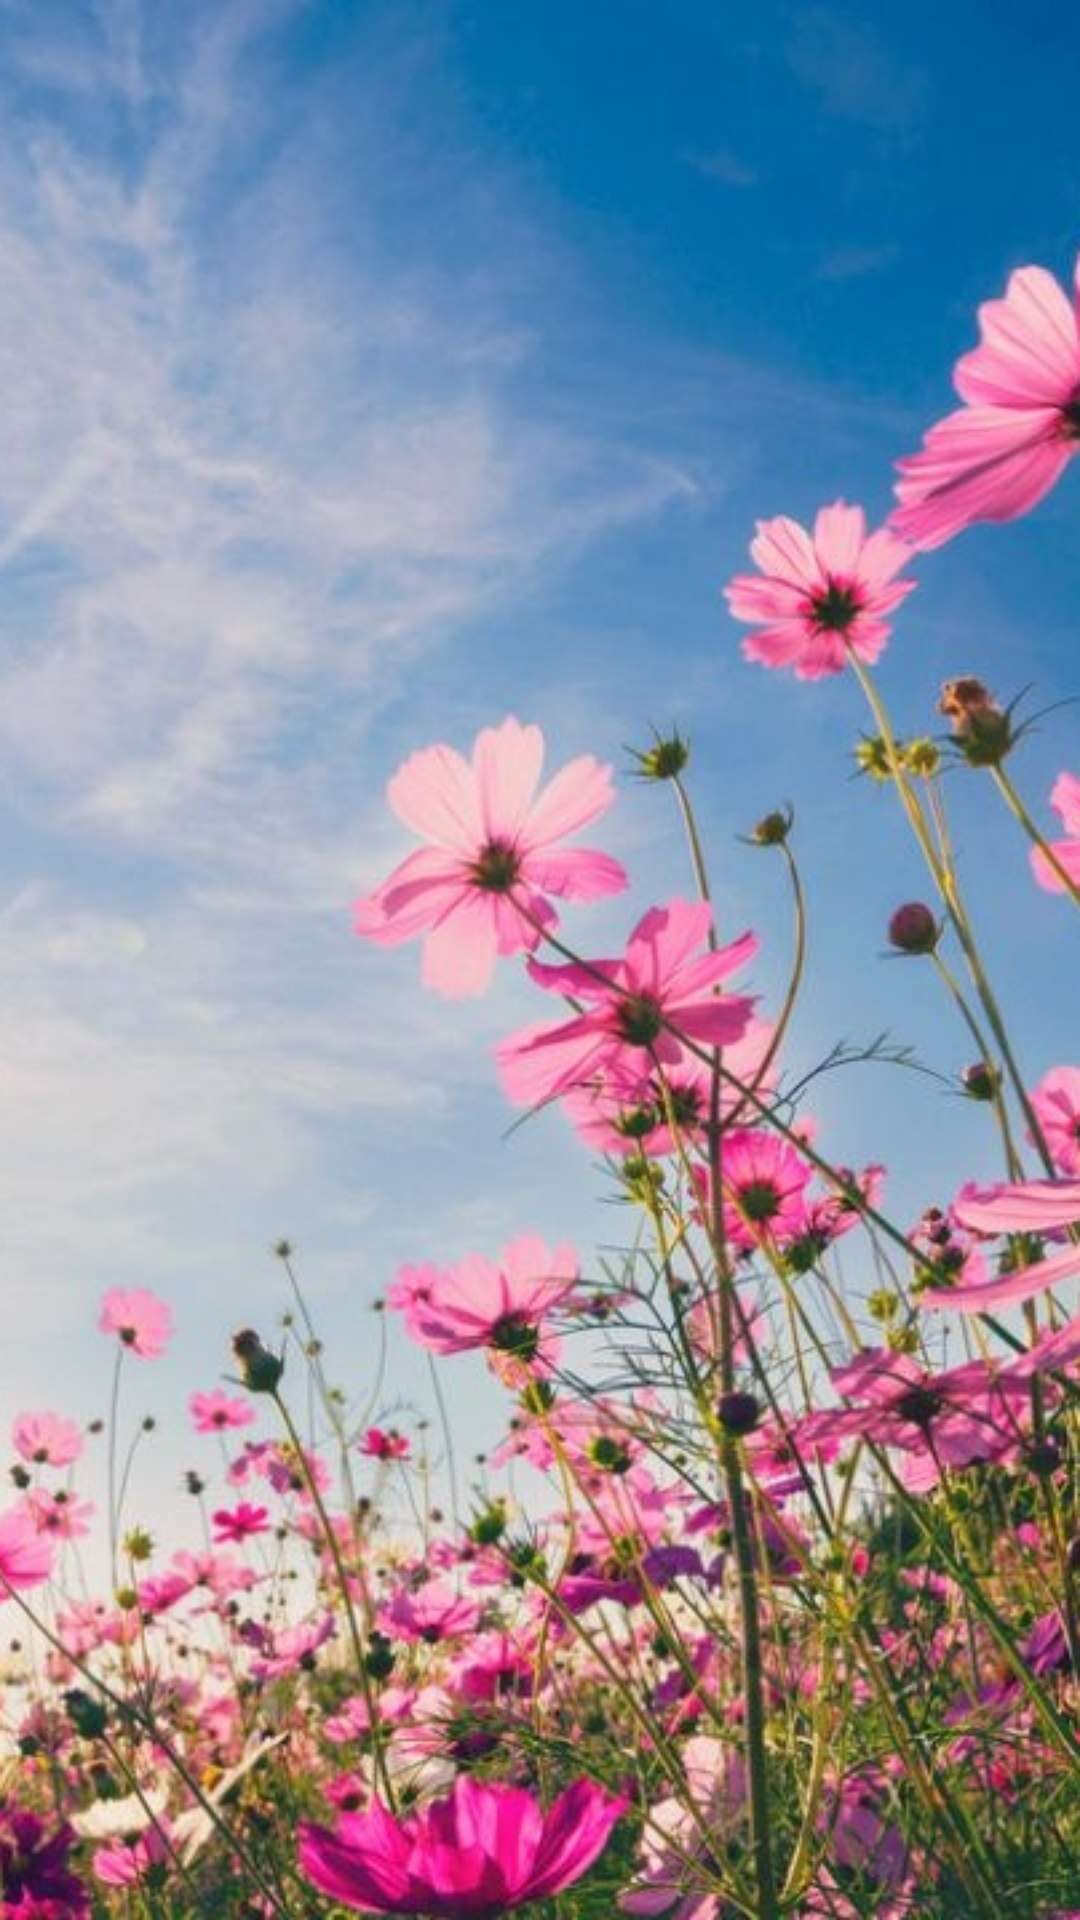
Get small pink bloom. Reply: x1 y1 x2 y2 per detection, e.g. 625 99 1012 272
1030 771 1080 896
359 1426 411 1461
298 1774 626 1916
498 900 757 1110
891 257 1080 548
0 1504 56 1591
189 1388 255 1435
93 1825 172 1889
23 1490 94 1540
714 1127 813 1251
11 1411 83 1468
388 1234 578 1364
249 1613 335 1680
353 717 627 998
379 1579 483 1645
212 1502 270 1544
98 1288 173 1358
725 501 915 678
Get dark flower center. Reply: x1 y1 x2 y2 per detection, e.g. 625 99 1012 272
470 838 521 892
810 579 861 632
615 994 664 1046
737 1180 782 1223
489 1314 540 1361
1063 391 1080 436
894 1385 945 1427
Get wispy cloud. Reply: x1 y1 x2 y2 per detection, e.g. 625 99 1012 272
0 0 689 1368
815 242 900 282
684 148 759 188
787 8 929 131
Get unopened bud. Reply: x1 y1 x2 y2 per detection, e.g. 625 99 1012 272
750 806 793 847
232 1329 285 1394
631 731 690 781
962 1061 1000 1103
939 678 1014 766
888 902 939 955
716 1391 761 1437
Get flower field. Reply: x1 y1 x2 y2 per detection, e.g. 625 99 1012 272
2 251 1080 1918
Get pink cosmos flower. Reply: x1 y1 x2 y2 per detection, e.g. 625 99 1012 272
1030 1065 1080 1174
212 1503 270 1545
11 1411 83 1468
1030 772 1080 896
249 1613 335 1680
188 1388 255 1435
387 1235 578 1368
724 501 915 679
23 1491 94 1541
379 1579 483 1645
498 901 757 1110
715 1127 813 1252
620 1735 745 1920
0 1504 56 1591
297 1774 626 1917
559 1018 775 1159
92 1824 172 1889
891 257 1080 548
805 1350 1029 1474
359 1427 411 1461
98 1288 173 1358
353 717 627 998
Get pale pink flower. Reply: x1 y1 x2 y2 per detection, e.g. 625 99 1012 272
188 1388 255 1435
353 717 627 998
0 1504 56 1591
724 501 915 678
891 258 1080 547
23 1490 94 1540
388 1235 577 1366
1030 1065 1080 1174
11 1411 83 1468
98 1288 173 1358
498 900 757 1110
1030 772 1080 896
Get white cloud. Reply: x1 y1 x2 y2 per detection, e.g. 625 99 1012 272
0 0 689 1367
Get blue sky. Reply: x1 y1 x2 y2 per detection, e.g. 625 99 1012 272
0 0 1077 1543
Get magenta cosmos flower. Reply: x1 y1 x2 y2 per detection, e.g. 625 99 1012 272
724 501 915 679
891 257 1080 548
98 1288 173 1357
1030 1064 1080 1174
11 1410 83 1468
1031 771 1080 897
188 1388 254 1434
388 1234 578 1364
353 717 627 998
498 900 756 1110
298 1774 626 1917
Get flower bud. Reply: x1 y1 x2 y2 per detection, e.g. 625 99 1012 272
939 677 1014 766
901 737 941 778
888 902 939 955
64 1688 108 1740
631 731 690 781
854 735 894 782
232 1329 285 1394
962 1061 1000 1102
716 1391 761 1437
750 806 793 847
363 1632 395 1680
